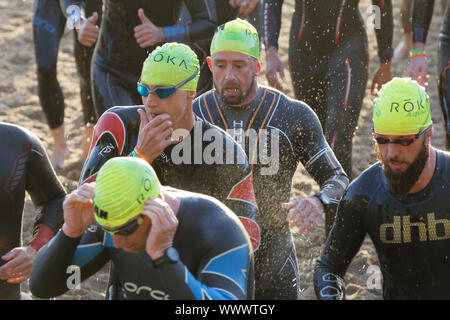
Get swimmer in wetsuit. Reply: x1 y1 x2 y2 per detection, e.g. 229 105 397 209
263 0 393 178
79 43 257 299
314 77 450 299
30 157 254 300
59 0 218 119
33 0 102 168
193 19 349 299
410 0 450 150
0 122 66 299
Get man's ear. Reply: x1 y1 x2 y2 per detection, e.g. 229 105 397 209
425 126 434 145
428 126 434 139
187 90 196 99
255 61 261 76
206 56 213 72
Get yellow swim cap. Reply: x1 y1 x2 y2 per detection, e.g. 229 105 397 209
140 42 199 91
373 77 432 135
93 157 160 228
210 18 260 59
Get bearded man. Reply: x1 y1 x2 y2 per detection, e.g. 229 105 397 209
314 77 450 300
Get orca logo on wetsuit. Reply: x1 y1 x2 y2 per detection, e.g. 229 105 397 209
123 282 170 300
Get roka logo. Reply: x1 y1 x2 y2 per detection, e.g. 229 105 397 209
123 282 170 300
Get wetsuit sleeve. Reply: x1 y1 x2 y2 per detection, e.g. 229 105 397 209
412 0 435 44
150 216 253 300
313 187 368 300
162 0 217 42
372 0 393 63
25 131 66 251
295 103 349 218
145 246 252 300
262 0 283 49
30 228 109 298
79 110 127 184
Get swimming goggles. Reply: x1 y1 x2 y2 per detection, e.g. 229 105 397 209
372 126 431 146
137 69 199 99
100 215 144 236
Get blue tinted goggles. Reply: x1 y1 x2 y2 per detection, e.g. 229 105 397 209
137 69 199 99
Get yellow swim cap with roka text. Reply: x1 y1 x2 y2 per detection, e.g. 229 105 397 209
140 42 200 91
373 77 432 135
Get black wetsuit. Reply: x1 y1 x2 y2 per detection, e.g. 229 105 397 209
193 85 349 299
413 0 450 149
314 150 450 299
30 192 254 300
263 0 393 178
0 123 66 299
33 0 102 129
58 0 218 118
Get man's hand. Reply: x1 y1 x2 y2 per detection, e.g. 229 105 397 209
136 110 173 162
265 47 285 91
134 8 164 48
78 12 99 47
371 62 392 96
0 246 37 284
141 198 178 260
410 42 429 87
410 56 429 87
229 0 259 15
282 196 324 232
62 183 96 238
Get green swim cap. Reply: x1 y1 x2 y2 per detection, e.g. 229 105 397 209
140 42 199 91
210 18 259 60
93 157 160 228
373 77 432 135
